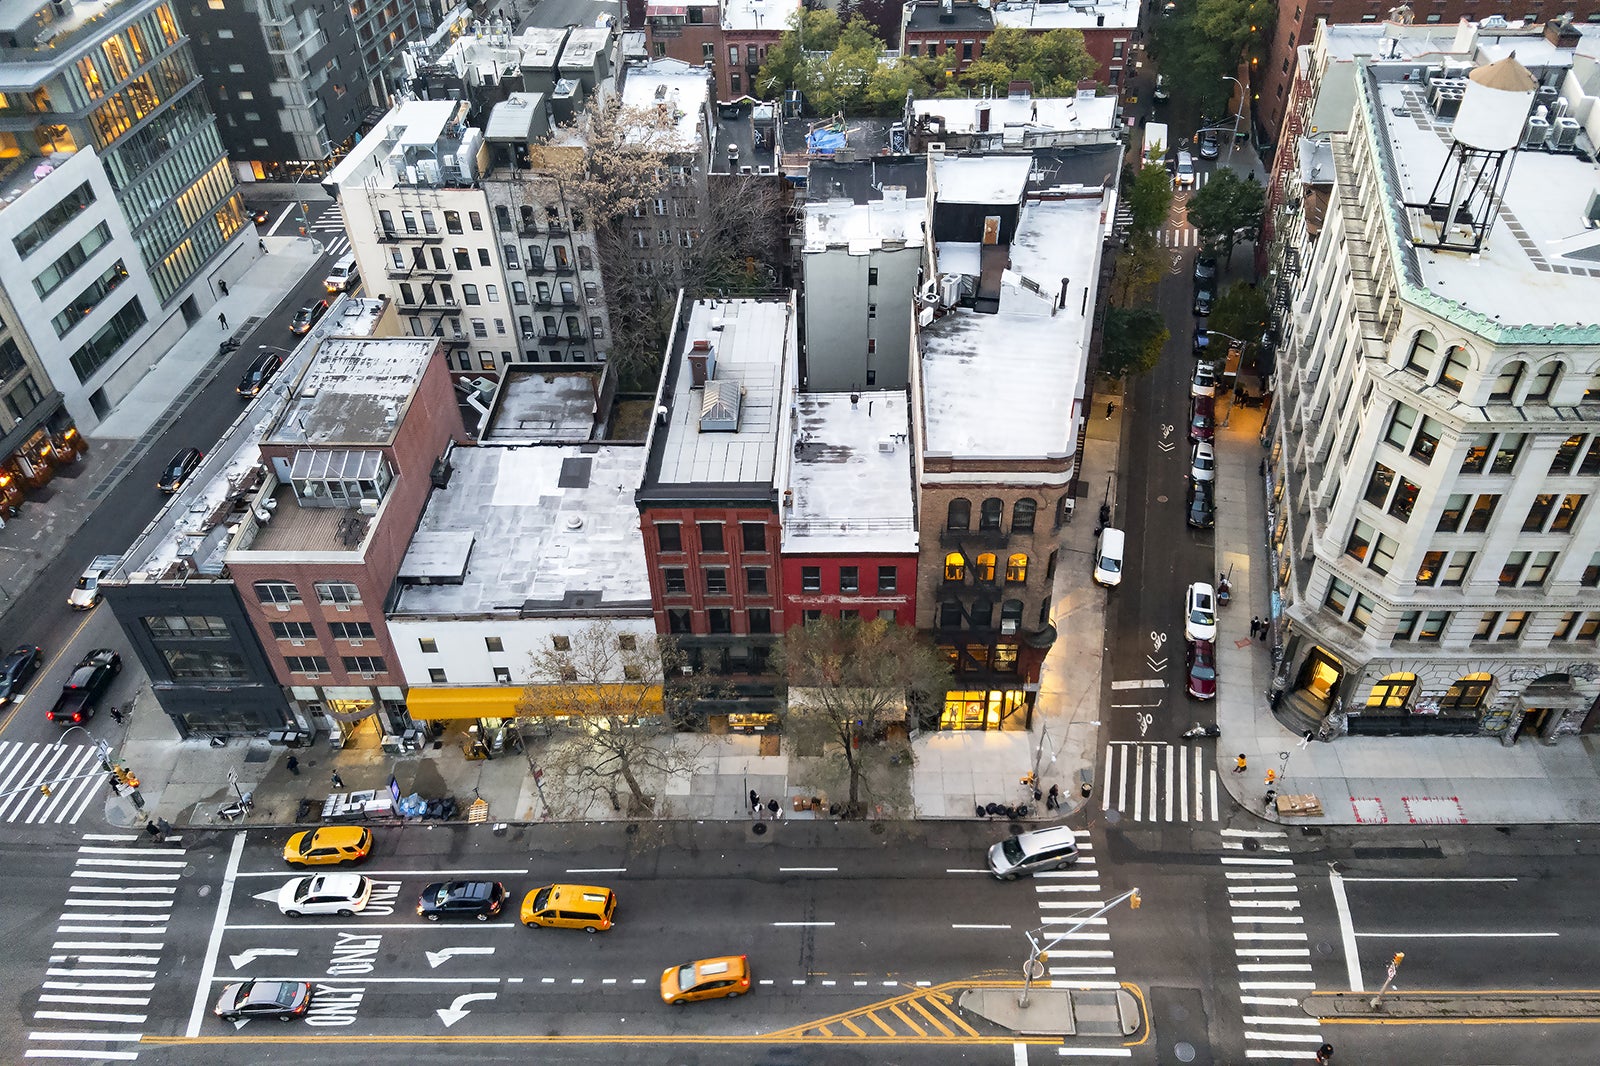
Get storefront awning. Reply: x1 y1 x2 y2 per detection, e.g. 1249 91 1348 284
406 685 664 721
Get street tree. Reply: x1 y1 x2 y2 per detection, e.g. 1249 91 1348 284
958 27 1096 97
516 622 711 818
1207 280 1270 355
1187 167 1264 266
1109 231 1166 308
758 13 933 115
1126 162 1174 237
1101 306 1169 379
776 618 949 815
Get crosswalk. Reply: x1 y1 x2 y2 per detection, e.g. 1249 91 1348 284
1033 834 1137 1060
27 833 185 1061
305 214 351 258
1219 828 1327 1062
0 740 113 824
1157 226 1201 248
1100 741 1222 822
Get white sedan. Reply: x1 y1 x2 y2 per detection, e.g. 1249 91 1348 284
1185 582 1218 643
1190 442 1216 482
278 872 373 917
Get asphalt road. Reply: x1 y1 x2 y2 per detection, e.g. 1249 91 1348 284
0 201 346 750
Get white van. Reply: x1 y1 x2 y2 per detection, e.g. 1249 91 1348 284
1175 151 1195 187
1093 527 1125 587
324 255 359 294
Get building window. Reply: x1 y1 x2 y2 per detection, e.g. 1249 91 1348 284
1499 552 1529 587
485 637 504 653
145 615 229 638
944 552 965 582
803 609 823 625
1460 433 1492 473
287 656 331 674
1403 330 1438 376
1437 494 1469 532
1550 494 1586 532
979 498 1003 531
840 566 859 593
1365 674 1415 709
939 600 964 628
656 522 683 552
707 609 732 634
947 498 970 530
661 567 688 594
741 522 766 552
736 567 763 595
1006 553 1028 583
1527 361 1562 401
1442 551 1474 586
550 635 571 651
705 568 728 595
1491 361 1525 401
1491 434 1524 474
342 656 386 673
1369 533 1397 576
877 566 898 594
698 522 725 552
254 581 301 606
1438 345 1471 392
1473 612 1499 641
667 609 691 633
749 608 772 634
429 667 448 683
314 582 361 606
1523 494 1557 531
1345 520 1373 563
1583 552 1600 587
1011 498 1037 533
1464 494 1499 533
1363 463 1395 507
974 552 996 582
1498 611 1529 641
270 621 316 640
802 566 822 592
1551 434 1586 475
419 638 439 653
1323 577 1353 614
493 667 512 684
1419 610 1449 642
328 622 375 640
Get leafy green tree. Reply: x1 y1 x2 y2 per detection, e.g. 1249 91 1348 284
957 27 1095 97
1109 231 1167 309
865 58 939 112
1187 168 1264 266
1126 163 1173 236
1191 0 1276 65
1101 306 1169 379
755 10 845 97
1207 281 1270 352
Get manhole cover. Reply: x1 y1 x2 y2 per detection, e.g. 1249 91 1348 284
752 822 768 835
1104 809 1122 824
1174 1041 1197 1062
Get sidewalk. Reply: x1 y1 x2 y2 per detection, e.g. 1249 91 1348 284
1211 401 1600 825
0 236 322 637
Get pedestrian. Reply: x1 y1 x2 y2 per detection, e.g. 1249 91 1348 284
286 754 300 776
218 310 228 329
1233 754 1247 775
1259 621 1268 643
108 775 121 796
1316 1043 1334 1064
110 706 125 725
749 788 760 813
219 280 229 296
1249 616 1259 638
1264 788 1277 811
1105 400 1116 420
767 799 780 819
1046 784 1060 811
331 770 344 789
1259 458 1267 476
258 239 267 252
145 820 163 843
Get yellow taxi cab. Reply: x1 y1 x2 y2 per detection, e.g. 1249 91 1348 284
520 884 616 932
659 955 750 1004
282 825 372 867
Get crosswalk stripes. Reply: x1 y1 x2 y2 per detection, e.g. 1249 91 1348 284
1158 226 1199 248
1100 742 1220 822
28 833 184 1060
1219 829 1327 1062
0 740 109 824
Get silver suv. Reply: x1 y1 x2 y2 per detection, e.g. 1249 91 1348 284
987 825 1081 880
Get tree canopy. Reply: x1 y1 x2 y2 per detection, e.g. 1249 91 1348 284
1101 306 1169 379
957 28 1096 97
1126 162 1174 237
1207 280 1270 354
1187 167 1265 266
1109 231 1167 310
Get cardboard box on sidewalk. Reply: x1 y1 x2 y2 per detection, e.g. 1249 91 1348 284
1275 793 1324 817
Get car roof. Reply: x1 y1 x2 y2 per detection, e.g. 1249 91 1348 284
1015 824 1079 849
306 825 369 846
308 872 363 893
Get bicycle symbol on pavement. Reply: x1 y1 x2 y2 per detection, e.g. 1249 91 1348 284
1138 713 1153 737
1150 631 1167 651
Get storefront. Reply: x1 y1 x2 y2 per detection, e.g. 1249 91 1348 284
939 688 1031 730
406 683 666 756
290 684 413 748
0 390 83 512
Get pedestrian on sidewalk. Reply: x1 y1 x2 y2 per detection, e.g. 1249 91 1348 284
1258 622 1268 643
749 788 760 813
109 706 125 725
1045 784 1060 811
331 770 345 789
218 311 228 329
1233 754 1247 775
219 280 229 296
258 239 267 252
286 754 300 776
1105 400 1116 420
767 799 780 820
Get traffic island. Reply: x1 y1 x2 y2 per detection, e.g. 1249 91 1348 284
1309 990 1600 1020
959 984 1142 1037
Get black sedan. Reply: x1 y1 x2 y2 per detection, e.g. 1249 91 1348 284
418 880 505 921
1186 479 1215 529
157 447 203 493
214 980 312 1021
236 350 283 399
290 299 329 336
0 644 42 706
1192 283 1214 317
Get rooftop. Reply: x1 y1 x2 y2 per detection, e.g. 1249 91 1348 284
1359 59 1600 342
804 188 926 253
904 1 993 33
911 91 1119 139
642 295 796 497
619 60 711 150
323 99 478 193
779 392 918 554
991 0 1138 31
780 115 906 159
267 336 439 448
392 444 651 617
720 0 800 33
934 153 1031 204
481 368 602 443
918 196 1102 460
109 299 391 583
802 157 928 203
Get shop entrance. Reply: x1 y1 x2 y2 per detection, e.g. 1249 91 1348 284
940 689 1028 730
1514 705 1553 742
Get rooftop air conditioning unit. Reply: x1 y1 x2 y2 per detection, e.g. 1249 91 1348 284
1522 116 1550 149
1554 116 1581 150
359 498 380 516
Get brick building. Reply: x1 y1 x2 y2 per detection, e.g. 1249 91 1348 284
901 0 1141 86
643 0 800 100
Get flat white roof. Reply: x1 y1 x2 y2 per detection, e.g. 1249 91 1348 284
393 444 651 615
781 392 918 554
992 0 1137 31
326 100 461 191
721 0 800 32
934 154 1031 204
268 336 438 447
912 92 1118 136
803 192 926 253
620 62 709 149
919 198 1100 460
651 297 794 487
1365 65 1600 337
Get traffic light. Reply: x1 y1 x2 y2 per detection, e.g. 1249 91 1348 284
115 766 140 788
39 784 51 796
1130 889 1142 910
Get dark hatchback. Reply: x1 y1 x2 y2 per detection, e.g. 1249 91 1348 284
0 644 42 706
290 299 329 336
236 350 283 399
418 880 506 921
214 979 312 1020
1186 479 1215 529
157 447 203 493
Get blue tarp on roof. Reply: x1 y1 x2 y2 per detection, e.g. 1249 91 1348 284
806 128 846 155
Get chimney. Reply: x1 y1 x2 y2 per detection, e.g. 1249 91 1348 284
687 339 715 386
1545 13 1581 47
939 0 954 23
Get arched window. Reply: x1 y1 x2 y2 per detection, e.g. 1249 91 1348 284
979 498 1003 530
944 552 965 582
975 552 996 581
946 498 970 531
1527 361 1563 402
1006 553 1028 583
1490 360 1526 402
1404 330 1438 376
1440 672 1493 713
1011 498 1037 533
1437 345 1472 392
1365 672 1416 710
970 598 994 628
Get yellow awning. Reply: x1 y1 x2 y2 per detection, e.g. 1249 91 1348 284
405 685 663 721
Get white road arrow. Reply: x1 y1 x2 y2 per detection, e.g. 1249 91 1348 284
437 991 497 1027
426 946 497 968
229 948 300 969
251 888 283 903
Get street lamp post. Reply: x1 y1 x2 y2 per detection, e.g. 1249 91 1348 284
1222 75 1246 169
1018 887 1142 1008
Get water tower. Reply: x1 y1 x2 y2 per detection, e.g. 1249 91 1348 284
1407 54 1537 253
